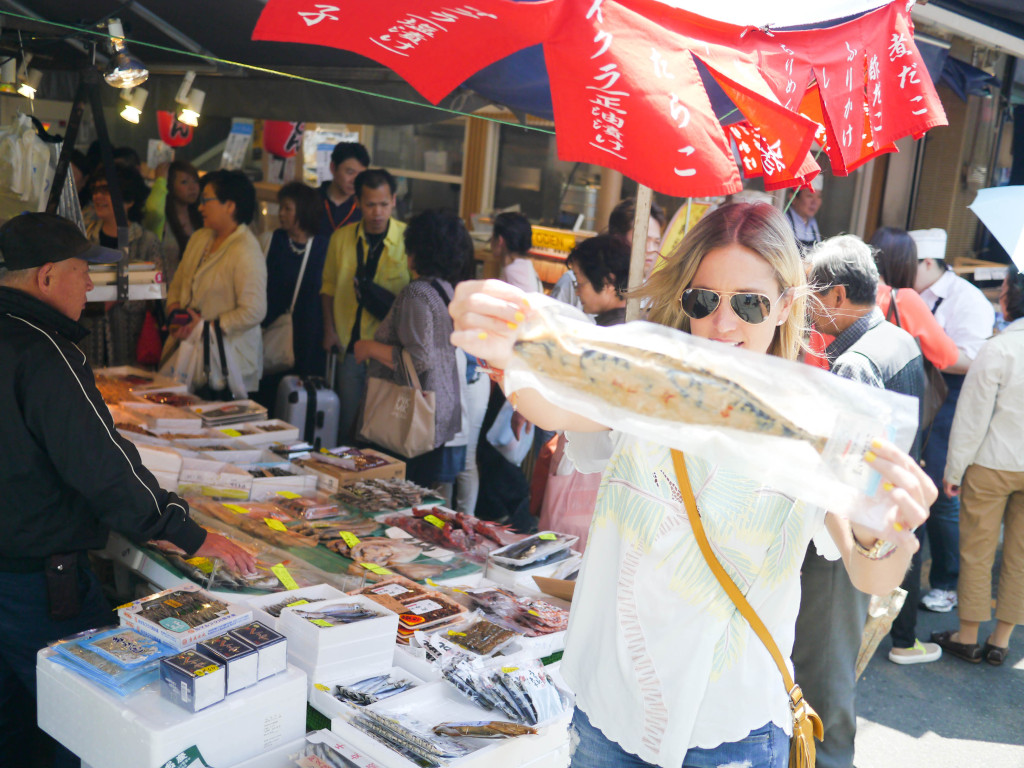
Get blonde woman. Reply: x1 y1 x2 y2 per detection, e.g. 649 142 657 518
448 203 935 768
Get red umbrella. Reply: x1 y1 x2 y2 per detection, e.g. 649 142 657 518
252 0 945 197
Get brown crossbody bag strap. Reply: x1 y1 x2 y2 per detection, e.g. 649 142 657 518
671 449 823 768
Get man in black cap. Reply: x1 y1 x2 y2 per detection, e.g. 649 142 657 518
0 213 256 767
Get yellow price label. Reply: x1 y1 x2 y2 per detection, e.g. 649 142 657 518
271 563 300 590
447 630 467 637
224 503 249 515
277 491 301 499
501 666 519 674
164 599 183 609
286 599 309 607
527 609 540 616
424 514 445 529
185 556 214 574
340 531 361 548
265 518 288 532
310 619 334 628
538 533 557 541
360 562 393 576
220 428 243 437
314 683 330 692
194 665 220 677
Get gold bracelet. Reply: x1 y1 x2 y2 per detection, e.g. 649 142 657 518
851 534 898 561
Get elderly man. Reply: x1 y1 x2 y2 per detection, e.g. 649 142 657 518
0 213 255 767
911 228 995 614
792 235 928 768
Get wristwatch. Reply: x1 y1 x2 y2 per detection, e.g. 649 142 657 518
852 534 898 561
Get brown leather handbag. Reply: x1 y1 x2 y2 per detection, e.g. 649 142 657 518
672 450 824 768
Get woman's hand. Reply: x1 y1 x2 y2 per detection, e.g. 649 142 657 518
943 480 961 498
856 437 936 551
449 279 530 370
353 339 373 364
173 308 202 340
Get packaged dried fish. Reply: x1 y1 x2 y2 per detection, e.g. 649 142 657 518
50 627 164 696
332 672 418 706
118 584 252 650
433 721 537 739
85 628 176 669
382 507 522 562
356 575 429 604
292 602 381 627
489 531 578 570
351 709 470 765
507 294 919 526
442 619 517 656
462 587 569 637
276 495 340 520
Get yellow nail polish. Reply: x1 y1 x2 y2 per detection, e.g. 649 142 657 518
864 450 877 463
893 522 903 532
507 322 518 330
883 482 894 492
871 438 883 449
514 311 525 323
477 332 488 340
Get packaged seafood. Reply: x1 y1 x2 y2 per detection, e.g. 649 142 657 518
137 390 206 407
118 584 253 650
228 621 288 679
356 576 430 605
119 401 204 431
349 708 470 765
159 649 226 712
196 632 259 693
488 532 579 570
83 627 177 670
382 507 522 563
332 672 420 707
334 477 442 516
461 587 569 637
327 536 423 565
189 399 269 427
321 446 395 472
292 449 405 493
291 731 372 768
291 602 383 628
507 294 919 526
432 721 537 739
437 618 518 657
276 494 341 520
49 627 162 696
293 517 382 545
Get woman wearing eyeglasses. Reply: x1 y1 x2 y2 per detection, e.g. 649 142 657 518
448 203 935 768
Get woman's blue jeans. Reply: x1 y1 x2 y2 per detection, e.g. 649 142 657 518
569 707 788 768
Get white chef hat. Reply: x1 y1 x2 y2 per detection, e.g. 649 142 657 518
909 228 947 261
809 175 824 194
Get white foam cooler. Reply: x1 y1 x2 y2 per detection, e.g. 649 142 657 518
37 648 307 768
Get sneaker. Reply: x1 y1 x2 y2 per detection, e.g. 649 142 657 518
920 588 958 613
889 639 942 665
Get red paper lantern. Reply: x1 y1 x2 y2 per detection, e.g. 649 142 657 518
156 110 194 147
263 121 304 158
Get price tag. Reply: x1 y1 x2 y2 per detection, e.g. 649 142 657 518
501 666 519 674
265 518 288 532
314 683 330 692
224 504 249 515
286 599 309 607
310 619 334 628
448 630 467 637
195 664 220 677
360 562 393 576
424 514 445 529
277 491 301 499
399 613 425 626
538 533 557 541
271 563 300 590
340 531 361 548
220 428 242 437
527 609 540 616
185 557 214 574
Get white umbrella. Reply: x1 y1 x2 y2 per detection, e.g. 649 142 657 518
968 186 1024 271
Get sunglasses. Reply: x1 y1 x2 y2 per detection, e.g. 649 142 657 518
680 288 785 325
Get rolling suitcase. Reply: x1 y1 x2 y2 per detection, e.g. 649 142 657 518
274 353 340 450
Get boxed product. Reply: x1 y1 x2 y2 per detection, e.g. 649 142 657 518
292 449 405 492
218 419 300 446
278 596 397 676
118 584 253 650
196 633 259 694
227 621 288 680
244 583 348 630
119 401 204 432
189 400 268 427
159 649 226 712
243 462 319 501
177 457 254 499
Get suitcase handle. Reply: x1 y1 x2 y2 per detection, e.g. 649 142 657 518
326 348 338 386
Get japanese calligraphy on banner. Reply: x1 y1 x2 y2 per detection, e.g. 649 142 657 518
252 0 557 104
250 0 945 196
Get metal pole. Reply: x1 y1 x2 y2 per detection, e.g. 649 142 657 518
625 184 652 322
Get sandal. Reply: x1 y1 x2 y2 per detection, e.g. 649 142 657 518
930 630 982 663
982 641 1008 667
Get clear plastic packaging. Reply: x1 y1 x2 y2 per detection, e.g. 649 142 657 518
506 295 919 528
488 531 578 570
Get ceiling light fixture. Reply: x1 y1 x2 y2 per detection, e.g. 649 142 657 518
174 71 205 127
103 19 149 89
16 54 42 99
119 87 148 123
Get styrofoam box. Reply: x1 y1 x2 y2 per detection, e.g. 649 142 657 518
393 645 443 683
483 551 583 594
135 444 184 476
216 420 300 446
198 446 269 465
308 665 430 727
278 596 398 666
244 583 348 631
37 649 307 768
93 366 185 392
295 649 397 697
327 679 573 768
119 401 204 431
243 463 319 501
222 735 307 768
151 469 181 493
178 457 253 500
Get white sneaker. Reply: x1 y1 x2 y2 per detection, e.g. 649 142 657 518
889 639 942 665
920 588 958 613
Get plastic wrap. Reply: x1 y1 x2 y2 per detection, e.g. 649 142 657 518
506 296 919 528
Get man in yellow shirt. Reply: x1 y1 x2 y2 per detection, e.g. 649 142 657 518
321 169 410 441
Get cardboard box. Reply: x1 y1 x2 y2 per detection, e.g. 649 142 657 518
293 449 405 492
532 577 576 603
118 584 253 650
197 633 259 694
159 650 226 712
228 622 288 680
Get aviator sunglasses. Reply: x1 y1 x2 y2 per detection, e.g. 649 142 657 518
680 288 786 325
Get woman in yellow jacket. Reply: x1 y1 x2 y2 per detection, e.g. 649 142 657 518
162 170 267 394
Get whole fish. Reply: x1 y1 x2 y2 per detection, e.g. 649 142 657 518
514 326 828 452
433 721 537 739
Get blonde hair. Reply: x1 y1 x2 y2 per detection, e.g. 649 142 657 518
634 202 808 361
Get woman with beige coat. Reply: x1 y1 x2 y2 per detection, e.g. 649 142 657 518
162 169 266 393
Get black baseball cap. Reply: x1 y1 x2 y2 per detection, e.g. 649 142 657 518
0 213 122 270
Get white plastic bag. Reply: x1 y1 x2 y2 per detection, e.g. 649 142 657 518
486 400 534 467
159 321 203 391
505 295 919 529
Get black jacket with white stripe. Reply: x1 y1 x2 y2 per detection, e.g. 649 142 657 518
0 287 207 560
